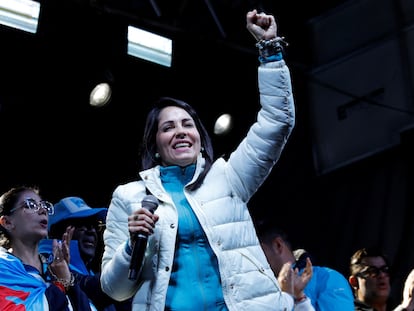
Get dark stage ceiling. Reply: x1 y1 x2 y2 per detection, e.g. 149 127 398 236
1 0 413 211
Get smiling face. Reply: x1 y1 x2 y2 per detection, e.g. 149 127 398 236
71 217 99 264
156 106 201 167
0 189 49 244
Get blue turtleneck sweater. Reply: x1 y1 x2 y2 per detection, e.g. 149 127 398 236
161 165 228 311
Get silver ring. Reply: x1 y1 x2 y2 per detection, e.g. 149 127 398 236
54 255 63 262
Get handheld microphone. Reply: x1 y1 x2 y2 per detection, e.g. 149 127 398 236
128 194 159 280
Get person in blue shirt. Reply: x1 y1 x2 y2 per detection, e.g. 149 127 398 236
0 186 92 311
39 196 131 311
256 220 355 311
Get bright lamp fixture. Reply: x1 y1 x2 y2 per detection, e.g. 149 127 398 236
127 25 172 67
0 0 40 34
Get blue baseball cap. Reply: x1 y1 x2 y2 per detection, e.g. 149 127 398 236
49 196 107 229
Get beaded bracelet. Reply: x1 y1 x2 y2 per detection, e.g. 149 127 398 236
255 36 288 63
57 273 75 290
48 265 75 291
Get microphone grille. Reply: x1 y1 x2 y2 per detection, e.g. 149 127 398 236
141 194 159 212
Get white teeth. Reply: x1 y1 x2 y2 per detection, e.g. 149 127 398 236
175 143 190 148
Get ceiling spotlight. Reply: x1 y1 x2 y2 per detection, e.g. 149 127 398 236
89 82 112 107
214 113 233 135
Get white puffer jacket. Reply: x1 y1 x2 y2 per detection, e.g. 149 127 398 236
101 60 296 311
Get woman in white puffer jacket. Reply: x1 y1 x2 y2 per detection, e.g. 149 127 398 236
101 9 307 311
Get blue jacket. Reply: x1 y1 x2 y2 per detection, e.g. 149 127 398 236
302 266 354 311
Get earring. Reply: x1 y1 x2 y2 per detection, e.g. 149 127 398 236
201 147 205 153
155 152 160 159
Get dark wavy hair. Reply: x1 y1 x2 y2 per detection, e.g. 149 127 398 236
139 97 214 191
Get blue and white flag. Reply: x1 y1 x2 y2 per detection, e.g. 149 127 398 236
0 248 49 310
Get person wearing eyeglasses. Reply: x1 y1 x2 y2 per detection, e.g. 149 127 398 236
349 247 414 311
39 196 132 311
0 186 92 310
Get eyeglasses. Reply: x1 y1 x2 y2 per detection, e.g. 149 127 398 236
10 198 54 216
357 265 390 278
73 220 106 233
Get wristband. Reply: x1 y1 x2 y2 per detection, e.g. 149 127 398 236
259 51 283 63
255 37 288 59
53 281 66 293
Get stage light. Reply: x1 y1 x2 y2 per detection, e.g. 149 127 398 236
127 25 172 67
89 82 112 107
0 0 40 34
214 113 233 135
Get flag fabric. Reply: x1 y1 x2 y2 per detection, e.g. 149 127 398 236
0 247 49 310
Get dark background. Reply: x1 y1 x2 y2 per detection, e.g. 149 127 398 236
1 0 414 305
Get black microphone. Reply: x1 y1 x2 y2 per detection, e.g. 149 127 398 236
128 194 159 280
